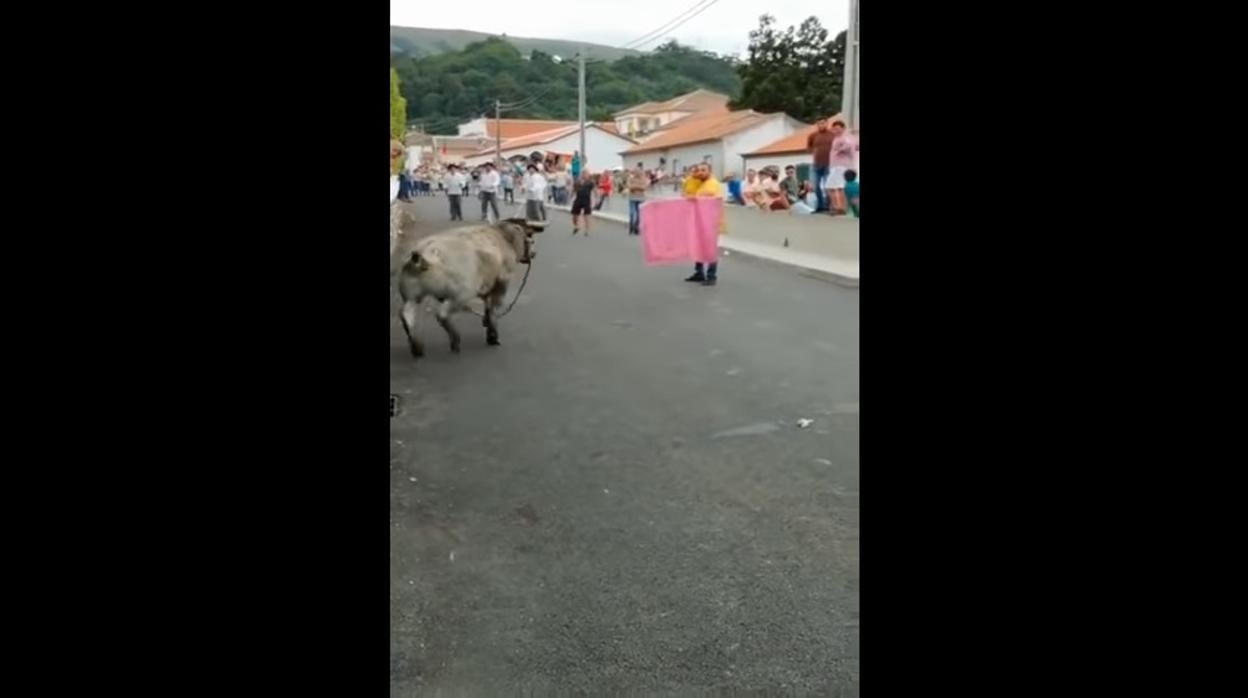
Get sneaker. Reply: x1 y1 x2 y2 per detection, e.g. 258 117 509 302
684 272 706 282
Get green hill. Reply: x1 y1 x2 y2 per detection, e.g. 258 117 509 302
391 37 742 135
390 26 639 62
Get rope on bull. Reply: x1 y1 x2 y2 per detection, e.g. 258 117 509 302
467 254 534 321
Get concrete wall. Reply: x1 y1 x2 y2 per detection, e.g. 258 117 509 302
723 206 859 261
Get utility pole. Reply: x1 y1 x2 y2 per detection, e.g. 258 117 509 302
577 53 586 169
495 99 502 167
842 0 859 130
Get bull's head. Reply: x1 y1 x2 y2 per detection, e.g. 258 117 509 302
499 217 545 264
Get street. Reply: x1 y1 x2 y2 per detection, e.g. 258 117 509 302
389 195 859 695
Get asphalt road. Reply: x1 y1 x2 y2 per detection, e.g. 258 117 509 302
390 194 859 696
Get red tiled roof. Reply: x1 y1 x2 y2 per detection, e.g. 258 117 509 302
622 110 773 154
613 89 730 117
483 119 578 139
466 123 632 159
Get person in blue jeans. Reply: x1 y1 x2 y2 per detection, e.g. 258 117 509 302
626 163 648 235
806 118 836 212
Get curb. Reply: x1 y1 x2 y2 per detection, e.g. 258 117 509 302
720 245 860 289
547 204 859 288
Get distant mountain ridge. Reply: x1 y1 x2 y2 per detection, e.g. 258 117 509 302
390 26 640 62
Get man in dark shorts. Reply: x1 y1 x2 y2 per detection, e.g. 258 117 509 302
571 172 596 236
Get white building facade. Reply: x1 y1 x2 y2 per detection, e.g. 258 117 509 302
462 125 634 170
622 114 807 179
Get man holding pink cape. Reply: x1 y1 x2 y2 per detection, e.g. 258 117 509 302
639 163 725 286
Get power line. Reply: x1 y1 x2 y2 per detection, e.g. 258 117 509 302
627 0 722 50
620 0 710 49
497 60 579 111
620 0 715 50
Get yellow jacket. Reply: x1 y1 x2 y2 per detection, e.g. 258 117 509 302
682 176 727 234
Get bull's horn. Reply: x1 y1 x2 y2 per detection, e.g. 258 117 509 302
525 220 547 232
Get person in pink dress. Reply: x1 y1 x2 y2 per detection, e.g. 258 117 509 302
825 119 859 215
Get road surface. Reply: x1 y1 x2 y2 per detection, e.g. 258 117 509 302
390 195 859 695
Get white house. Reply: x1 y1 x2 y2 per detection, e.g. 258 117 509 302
461 123 635 170
619 110 808 179
612 89 730 141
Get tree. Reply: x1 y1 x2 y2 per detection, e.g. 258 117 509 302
389 38 743 134
730 15 845 123
390 68 407 139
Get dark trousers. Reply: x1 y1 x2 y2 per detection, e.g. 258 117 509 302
448 194 462 220
525 199 547 221
694 261 719 279
504 189 515 204
480 192 500 220
813 165 830 211
628 200 642 234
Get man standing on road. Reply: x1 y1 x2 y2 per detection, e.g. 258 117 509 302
571 171 596 236
523 163 547 222
807 119 837 213
444 164 467 221
502 166 516 205
626 162 648 236
682 163 725 286
479 162 501 221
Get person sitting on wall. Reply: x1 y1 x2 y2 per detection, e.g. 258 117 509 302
760 168 791 211
780 165 802 204
742 169 767 209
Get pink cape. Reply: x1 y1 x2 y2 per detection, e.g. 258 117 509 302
639 198 722 265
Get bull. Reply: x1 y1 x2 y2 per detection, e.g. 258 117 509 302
397 217 543 358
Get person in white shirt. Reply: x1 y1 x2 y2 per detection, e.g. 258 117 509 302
478 162 501 221
443 164 468 221
523 164 548 222
556 167 572 205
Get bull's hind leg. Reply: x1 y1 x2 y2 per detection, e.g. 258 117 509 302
399 299 424 358
483 284 505 346
483 305 501 346
436 299 462 354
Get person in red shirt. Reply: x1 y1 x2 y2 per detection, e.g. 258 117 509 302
594 170 613 211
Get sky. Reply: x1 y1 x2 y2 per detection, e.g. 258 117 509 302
389 0 849 59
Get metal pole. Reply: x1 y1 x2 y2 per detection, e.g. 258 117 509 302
495 99 502 167
577 53 586 169
842 0 859 130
